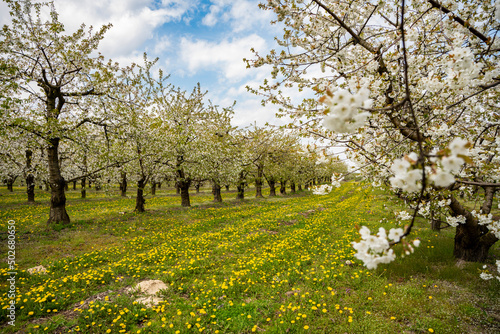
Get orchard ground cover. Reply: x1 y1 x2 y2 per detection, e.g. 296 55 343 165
0 183 498 334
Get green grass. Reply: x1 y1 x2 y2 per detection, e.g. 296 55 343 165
0 183 498 333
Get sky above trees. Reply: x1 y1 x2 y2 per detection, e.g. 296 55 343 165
0 0 286 127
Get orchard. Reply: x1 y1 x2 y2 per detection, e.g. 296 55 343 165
0 0 499 333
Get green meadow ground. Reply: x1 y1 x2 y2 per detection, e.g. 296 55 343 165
0 183 498 334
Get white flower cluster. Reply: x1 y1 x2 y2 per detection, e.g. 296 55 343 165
396 210 412 221
312 184 333 195
480 261 500 282
446 47 483 89
389 152 422 193
321 87 372 133
389 138 469 193
352 226 420 270
471 210 493 226
445 215 466 227
311 174 343 195
331 174 343 188
470 210 500 239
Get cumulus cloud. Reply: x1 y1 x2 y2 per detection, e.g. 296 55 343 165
179 34 267 81
201 0 274 32
51 0 194 58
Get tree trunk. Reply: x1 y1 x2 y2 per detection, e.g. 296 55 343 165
26 150 35 203
268 179 276 197
237 171 245 200
72 181 77 190
44 180 49 191
177 165 191 207
280 180 287 195
151 182 156 196
212 182 222 202
454 225 497 262
290 181 296 194
195 183 200 193
135 178 146 212
180 181 191 207
81 177 86 199
64 181 69 191
298 184 302 191
450 194 498 262
119 171 127 197
255 164 264 198
95 179 101 191
47 138 70 225
225 185 229 191
430 210 440 231
158 182 162 189
304 183 309 190
7 178 14 192
175 181 181 194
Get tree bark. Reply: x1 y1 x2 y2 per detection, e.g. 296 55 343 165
119 171 127 197
255 164 264 198
72 180 77 190
237 171 245 200
280 180 287 195
180 180 191 207
298 184 302 191
450 194 498 262
430 210 440 231
268 179 276 197
175 181 181 194
6 177 14 192
135 178 146 212
177 164 191 207
290 181 296 194
225 185 229 191
151 181 157 196
47 138 70 225
81 177 86 199
212 182 222 202
25 150 35 202
195 183 200 193
64 181 69 191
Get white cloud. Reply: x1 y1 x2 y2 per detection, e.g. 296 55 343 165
201 0 274 32
202 5 220 26
179 34 267 81
51 0 194 58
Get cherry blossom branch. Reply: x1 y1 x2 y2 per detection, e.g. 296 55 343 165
427 0 489 44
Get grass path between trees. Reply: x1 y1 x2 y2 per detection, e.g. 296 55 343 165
0 183 498 333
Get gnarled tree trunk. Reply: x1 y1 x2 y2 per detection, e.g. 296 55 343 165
237 171 245 200
212 182 222 203
177 164 191 207
255 164 264 198
280 180 287 195
25 150 35 203
47 138 70 225
81 177 86 199
268 179 276 197
135 178 146 212
119 171 127 197
450 192 498 262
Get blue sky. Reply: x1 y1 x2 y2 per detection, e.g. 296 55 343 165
1 0 290 127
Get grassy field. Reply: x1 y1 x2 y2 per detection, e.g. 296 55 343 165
0 183 498 334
